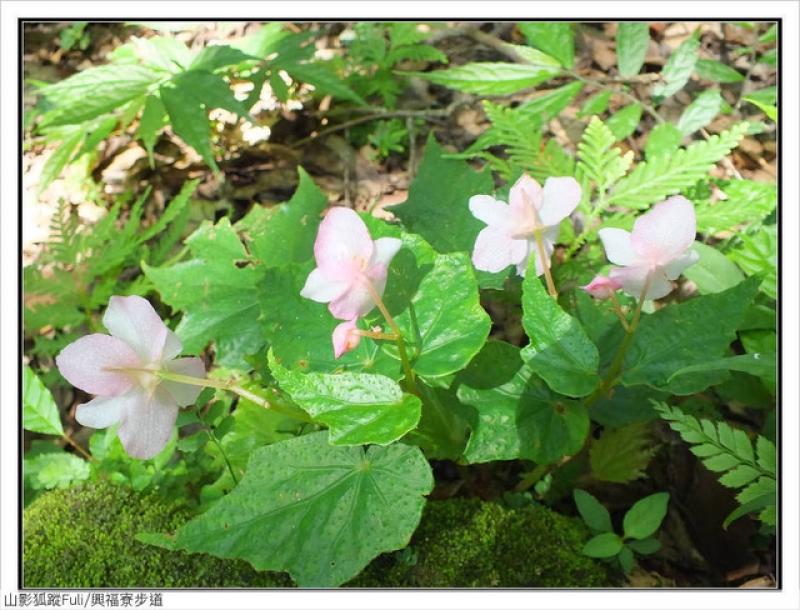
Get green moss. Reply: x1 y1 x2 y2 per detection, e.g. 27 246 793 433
348 497 613 587
23 482 291 588
25 484 611 588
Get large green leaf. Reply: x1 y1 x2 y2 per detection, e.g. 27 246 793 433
387 133 494 254
623 492 670 540
257 262 401 378
521 274 600 397
622 277 760 393
406 62 560 95
729 225 777 299
519 22 574 69
682 242 745 294
144 218 265 369
269 352 421 446
457 341 590 465
236 167 328 267
616 22 650 77
170 431 434 586
38 64 161 127
23 366 64 436
385 242 491 379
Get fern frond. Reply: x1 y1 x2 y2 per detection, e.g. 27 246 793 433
653 401 776 527
577 116 634 197
606 123 748 209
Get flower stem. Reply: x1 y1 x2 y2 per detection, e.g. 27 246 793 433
62 432 95 462
581 276 651 410
364 281 417 393
194 403 239 485
520 188 558 298
156 371 315 424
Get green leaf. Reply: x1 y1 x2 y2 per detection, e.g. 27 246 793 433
677 90 723 136
573 489 613 533
387 133 494 254
160 79 219 172
682 242 744 294
458 341 589 465
577 116 634 196
725 477 776 528
74 116 119 160
742 96 777 121
404 381 470 460
756 436 776 476
138 94 166 167
589 422 657 483
667 353 776 385
618 545 636 572
405 62 560 95
694 59 744 83
654 37 700 100
188 45 258 72
236 167 328 267
729 225 777 299
519 22 574 69
144 218 265 369
695 179 777 235
279 61 367 105
38 64 161 128
582 532 623 558
622 277 759 394
605 103 642 141
718 465 761 488
702 452 743 472
627 537 661 555
387 246 491 379
608 122 748 209
36 128 84 196
268 352 421 446
578 91 612 118
623 492 669 540
25 452 90 490
172 431 434 586
503 44 563 72
521 275 600 397
23 366 64 436
616 22 650 77
644 122 682 159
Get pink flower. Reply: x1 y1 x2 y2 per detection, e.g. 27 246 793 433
470 174 581 277
598 196 700 300
56 295 205 460
580 275 623 300
300 207 402 320
332 318 362 359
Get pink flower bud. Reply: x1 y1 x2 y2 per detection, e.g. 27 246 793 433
580 275 623 300
332 318 362 359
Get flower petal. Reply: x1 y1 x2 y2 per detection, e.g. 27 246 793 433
371 237 403 270
662 249 700 280
56 335 140 396
599 228 638 267
539 177 581 227
332 319 361 359
469 195 517 232
103 296 169 364
314 207 373 280
631 196 697 265
162 329 184 362
509 174 544 215
117 386 179 460
472 226 529 274
300 268 351 304
328 280 375 320
610 264 673 300
74 394 126 429
162 357 205 406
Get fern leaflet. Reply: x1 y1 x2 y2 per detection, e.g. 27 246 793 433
653 401 776 528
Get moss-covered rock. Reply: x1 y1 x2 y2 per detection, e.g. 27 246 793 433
23 483 291 588
348 497 612 587
25 483 611 588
